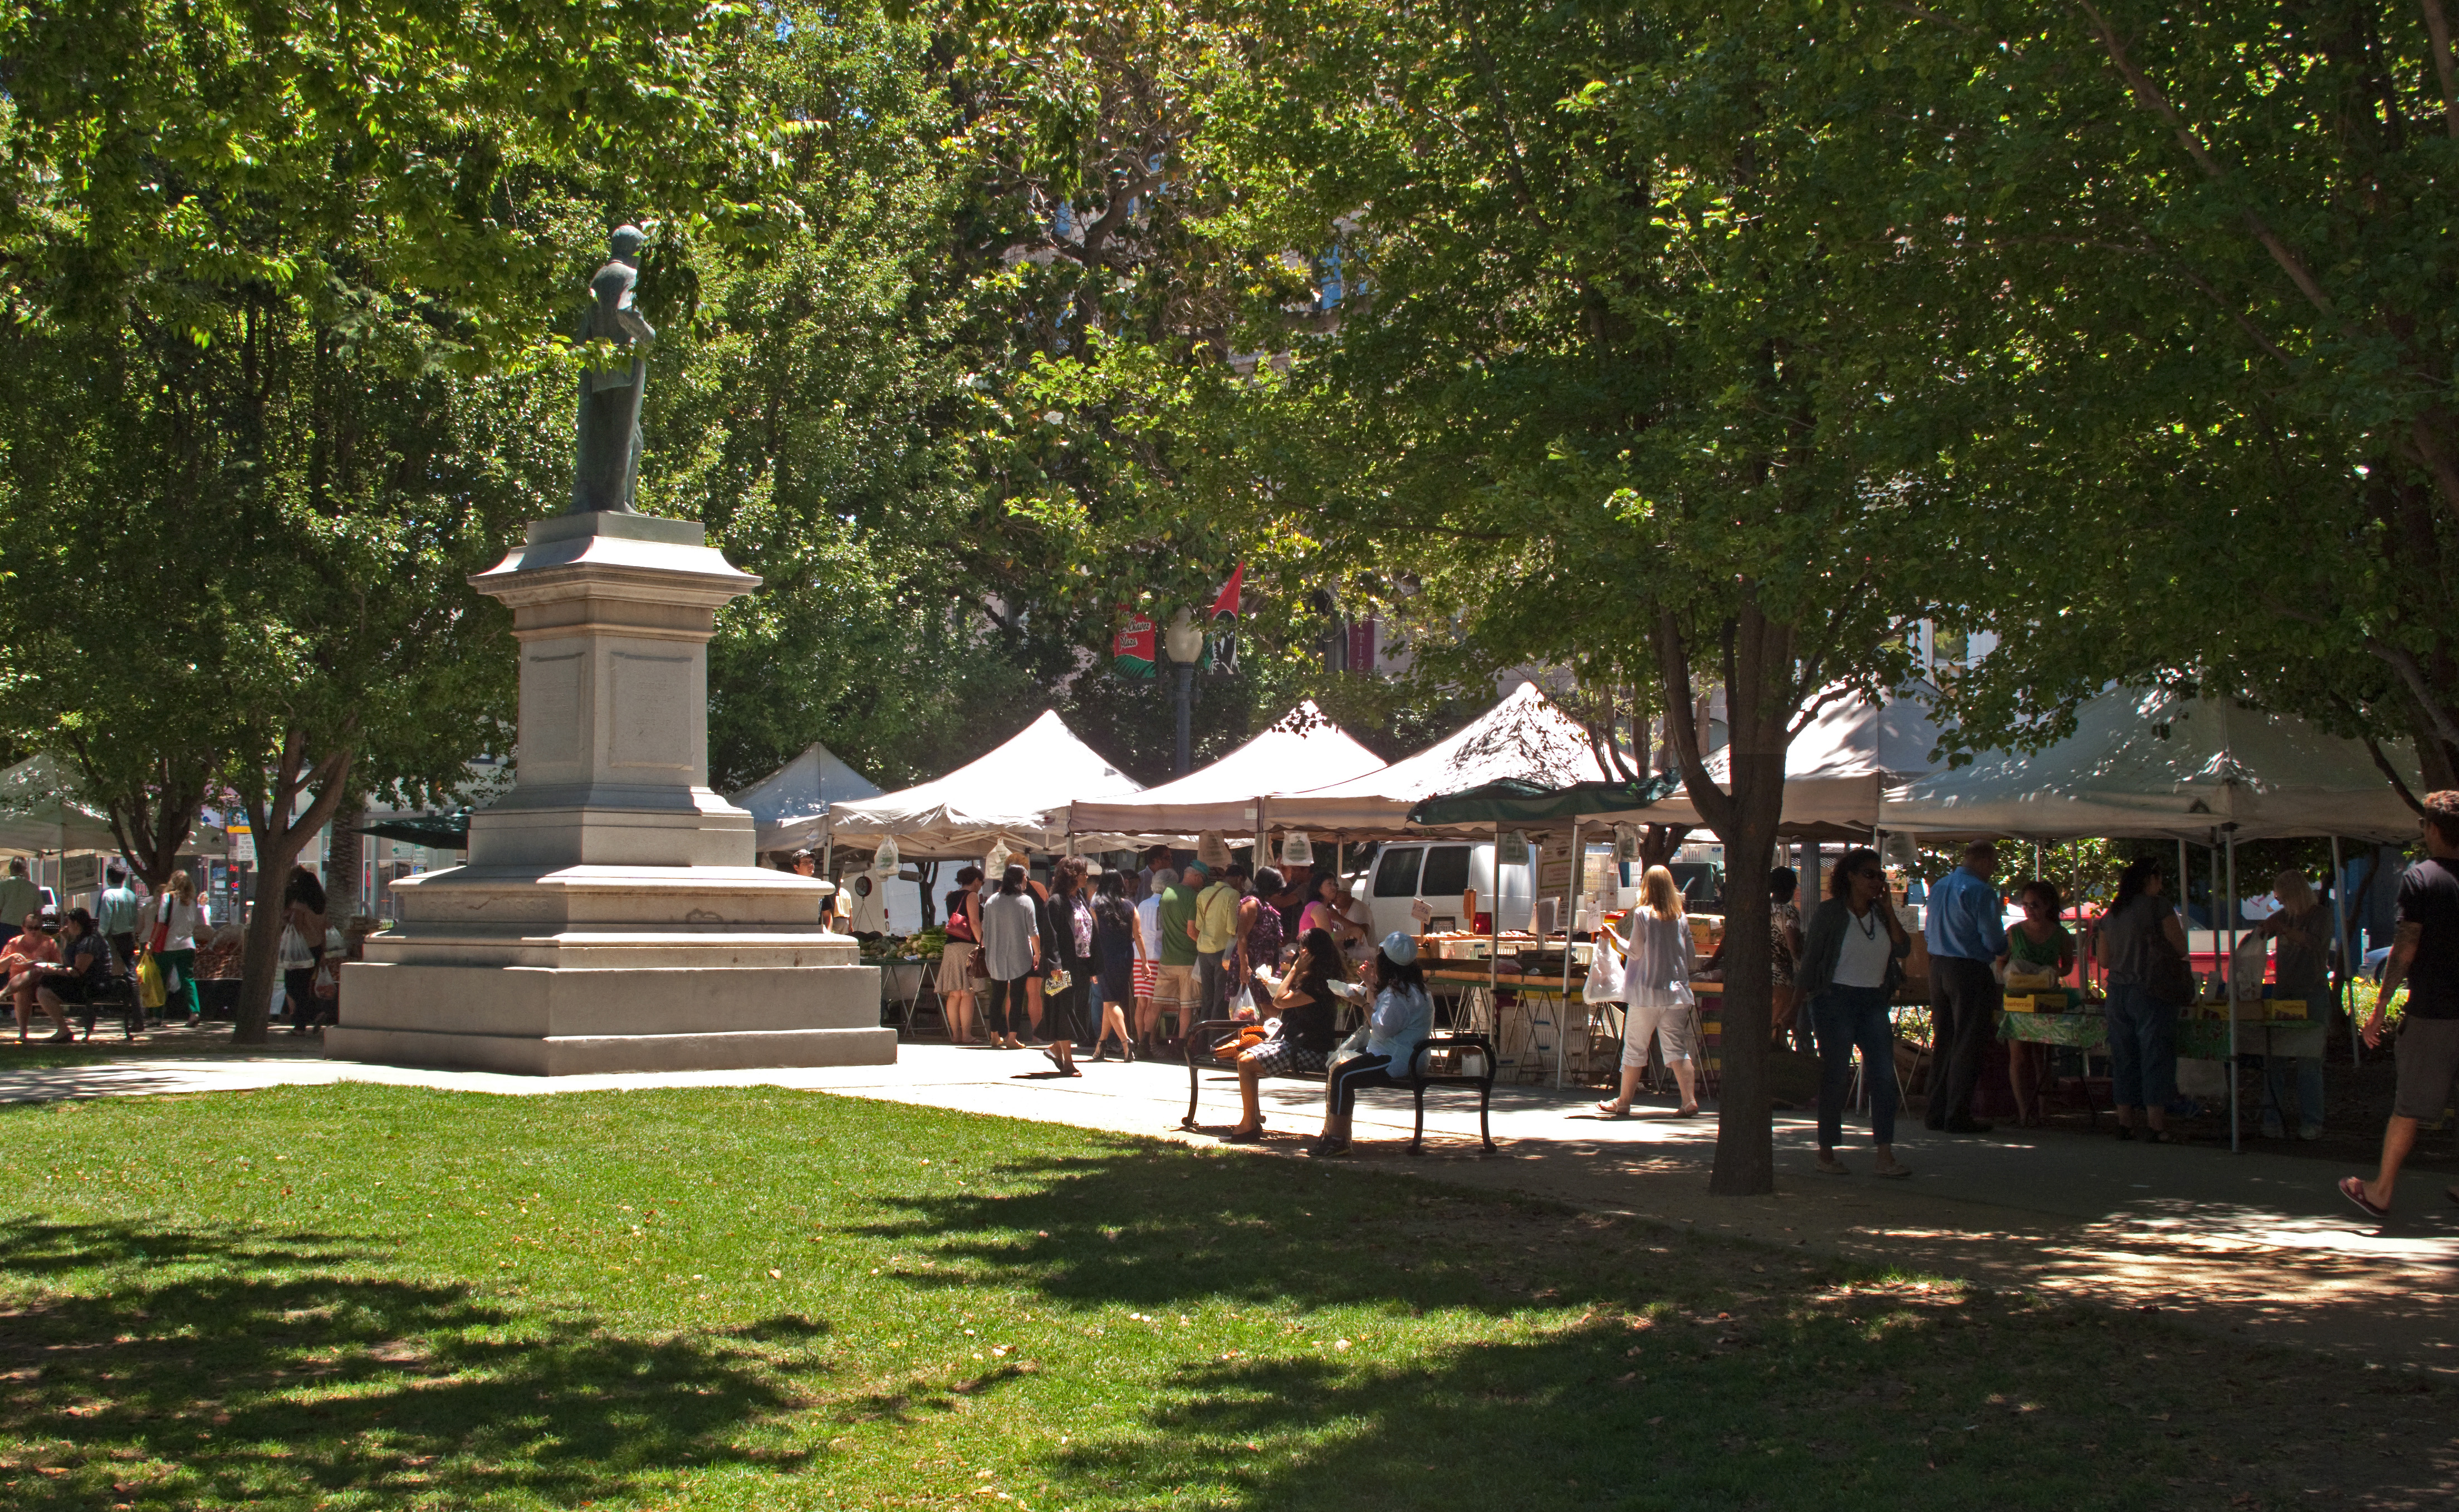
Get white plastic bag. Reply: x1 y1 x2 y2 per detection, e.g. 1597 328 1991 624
1583 927 1626 1004
2228 931 2270 1002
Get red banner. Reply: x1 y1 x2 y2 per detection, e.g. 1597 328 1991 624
1113 607 1157 679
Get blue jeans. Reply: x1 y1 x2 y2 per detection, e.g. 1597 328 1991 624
1811 984 1898 1147
2104 982 2177 1111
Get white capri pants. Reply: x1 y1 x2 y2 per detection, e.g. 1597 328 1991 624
1620 998 1698 1071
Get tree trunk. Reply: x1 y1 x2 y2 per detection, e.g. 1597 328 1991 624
230 734 356 1045
1652 590 1798 1197
1704 755 1783 1196
1637 824 1691 870
327 801 364 921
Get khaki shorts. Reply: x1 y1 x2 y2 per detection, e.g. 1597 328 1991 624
1150 963 1199 1014
1621 998 1698 1070
2393 1015 2459 1121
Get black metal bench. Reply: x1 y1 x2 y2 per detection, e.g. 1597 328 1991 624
74 968 141 1042
1179 1017 1500 1155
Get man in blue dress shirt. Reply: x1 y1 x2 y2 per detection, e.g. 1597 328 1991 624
1923 840 2009 1133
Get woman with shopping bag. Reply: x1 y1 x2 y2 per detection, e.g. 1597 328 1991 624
1594 866 1702 1118
148 872 209 1028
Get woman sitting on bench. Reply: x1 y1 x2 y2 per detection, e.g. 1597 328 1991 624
1310 931 1433 1158
33 908 122 1043
1221 927 1349 1143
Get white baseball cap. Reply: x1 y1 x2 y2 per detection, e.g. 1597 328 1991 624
1379 930 1418 965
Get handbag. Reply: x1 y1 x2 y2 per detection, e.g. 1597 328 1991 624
2144 919 2196 1008
1210 1023 1269 1061
136 953 167 1011
148 899 172 955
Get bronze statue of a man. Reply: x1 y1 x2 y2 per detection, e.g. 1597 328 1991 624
571 225 656 513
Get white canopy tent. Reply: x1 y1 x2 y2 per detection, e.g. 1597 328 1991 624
1879 688 2422 842
1266 682 1627 837
0 753 125 856
1878 686 2423 1152
729 742 883 851
1629 681 1945 834
1059 700 1386 839
800 709 1144 860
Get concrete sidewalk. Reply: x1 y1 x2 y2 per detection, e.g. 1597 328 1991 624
2 1034 2454 1373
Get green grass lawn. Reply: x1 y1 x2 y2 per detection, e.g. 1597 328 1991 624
0 1084 2444 1511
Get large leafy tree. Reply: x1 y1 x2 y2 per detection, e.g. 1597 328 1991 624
1197 0 2004 1192
1929 3 2459 787
0 0 781 1041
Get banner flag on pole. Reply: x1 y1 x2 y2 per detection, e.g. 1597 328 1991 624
1206 563 1243 675
1112 606 1157 679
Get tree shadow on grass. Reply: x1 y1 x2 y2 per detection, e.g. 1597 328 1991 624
855 1145 2459 1512
0 1217 815 1510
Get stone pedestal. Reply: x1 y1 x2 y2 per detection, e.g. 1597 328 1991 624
325 513 893 1074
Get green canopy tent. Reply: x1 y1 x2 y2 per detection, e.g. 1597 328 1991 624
1405 775 1678 828
355 812 472 851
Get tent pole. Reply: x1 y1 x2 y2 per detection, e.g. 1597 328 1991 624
1488 824 1502 1038
2071 843 2086 994
2330 834 2357 1066
1560 817 1580 1089
2225 828 2240 1154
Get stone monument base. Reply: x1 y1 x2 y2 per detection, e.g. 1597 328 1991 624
323 505 896 1077
325 865 893 1076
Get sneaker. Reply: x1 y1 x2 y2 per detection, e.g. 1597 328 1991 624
2113 1125 2135 1142
2300 1123 2325 1142
2261 1118 2285 1141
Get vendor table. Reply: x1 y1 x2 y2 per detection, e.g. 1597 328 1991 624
1998 1012 2326 1060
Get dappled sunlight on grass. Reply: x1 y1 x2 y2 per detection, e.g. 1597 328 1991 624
0 1083 2451 1510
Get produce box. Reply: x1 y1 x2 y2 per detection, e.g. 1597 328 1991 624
2266 998 2310 1020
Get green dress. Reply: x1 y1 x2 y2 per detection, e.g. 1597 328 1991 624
2006 924 2070 974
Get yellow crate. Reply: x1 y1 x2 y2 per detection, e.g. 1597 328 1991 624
2266 999 2310 1020
2005 994 2041 1013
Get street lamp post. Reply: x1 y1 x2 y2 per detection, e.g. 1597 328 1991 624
1164 607 1204 777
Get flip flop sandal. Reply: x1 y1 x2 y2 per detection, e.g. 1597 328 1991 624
1595 1102 1629 1118
1875 1163 1914 1179
2339 1176 2392 1220
1815 1158 1850 1176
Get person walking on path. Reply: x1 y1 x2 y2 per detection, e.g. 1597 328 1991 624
0 860 39 953
1236 865 1286 988
1594 866 1703 1119
96 865 140 968
148 871 208 1027
1195 863 1246 1019
2256 870 2331 1140
977 864 1042 1053
2093 857 2191 1143
1134 866 1173 1049
1089 871 1142 1062
1767 866 1805 1052
1040 857 1096 1075
1923 840 2009 1135
2341 792 2459 1219
1796 847 1913 1176
1153 862 1206 1050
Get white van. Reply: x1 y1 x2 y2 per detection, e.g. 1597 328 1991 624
1352 841 1535 942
